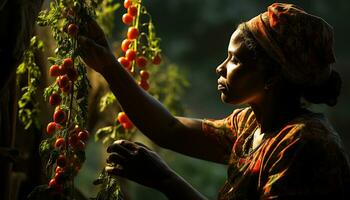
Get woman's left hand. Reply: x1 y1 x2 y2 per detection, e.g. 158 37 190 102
105 140 174 190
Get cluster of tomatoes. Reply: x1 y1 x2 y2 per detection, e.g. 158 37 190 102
119 0 162 91
45 22 90 191
48 126 90 191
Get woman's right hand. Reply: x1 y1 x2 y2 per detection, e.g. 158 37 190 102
105 140 175 190
78 19 116 75
105 140 208 200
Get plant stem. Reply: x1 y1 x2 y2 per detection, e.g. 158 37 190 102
131 1 142 74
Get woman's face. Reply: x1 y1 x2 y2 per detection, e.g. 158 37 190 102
216 29 266 105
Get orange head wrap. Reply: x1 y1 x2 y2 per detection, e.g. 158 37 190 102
246 3 335 87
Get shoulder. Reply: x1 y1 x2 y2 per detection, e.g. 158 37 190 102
267 111 350 171
261 112 350 198
277 111 344 150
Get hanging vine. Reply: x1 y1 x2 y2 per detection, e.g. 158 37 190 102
29 0 97 199
16 36 43 130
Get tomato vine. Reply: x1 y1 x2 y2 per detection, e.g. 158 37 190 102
29 0 97 199
25 0 189 199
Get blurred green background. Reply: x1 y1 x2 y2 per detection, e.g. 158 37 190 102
75 0 350 199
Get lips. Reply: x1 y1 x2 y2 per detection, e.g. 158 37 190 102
217 80 226 91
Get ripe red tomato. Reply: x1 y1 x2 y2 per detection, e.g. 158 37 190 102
152 54 162 65
60 83 71 93
55 171 65 184
48 178 57 188
122 13 133 25
57 155 67 167
67 24 79 36
47 122 57 135
139 80 150 91
50 65 61 77
126 49 136 61
124 0 132 9
117 112 129 124
121 39 132 52
54 175 64 185
128 6 138 16
62 58 73 68
117 112 134 129
118 57 131 69
49 93 61 106
55 166 64 173
53 108 66 124
67 67 78 81
122 122 134 129
78 130 89 141
55 138 65 148
140 70 150 80
71 125 81 135
60 59 73 76
57 75 70 88
136 56 147 68
127 27 139 40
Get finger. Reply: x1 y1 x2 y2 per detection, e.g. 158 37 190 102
110 140 139 152
107 141 134 157
134 142 151 150
107 153 126 165
105 165 125 177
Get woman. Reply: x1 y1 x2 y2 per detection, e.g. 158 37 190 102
79 3 350 199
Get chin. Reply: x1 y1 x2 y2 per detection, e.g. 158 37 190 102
221 93 246 105
221 94 236 104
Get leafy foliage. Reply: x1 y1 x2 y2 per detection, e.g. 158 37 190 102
16 36 43 130
92 169 124 200
96 0 120 37
148 62 189 116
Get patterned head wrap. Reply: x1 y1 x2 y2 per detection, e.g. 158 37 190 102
246 3 335 87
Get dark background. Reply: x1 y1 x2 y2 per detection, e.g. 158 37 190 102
76 1 350 199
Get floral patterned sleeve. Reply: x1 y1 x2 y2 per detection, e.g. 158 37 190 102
201 108 245 160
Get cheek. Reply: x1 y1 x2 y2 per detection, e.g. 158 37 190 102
226 66 265 97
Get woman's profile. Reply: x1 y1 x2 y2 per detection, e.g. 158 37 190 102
78 3 350 199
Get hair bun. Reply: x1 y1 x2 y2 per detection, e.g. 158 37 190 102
302 70 342 106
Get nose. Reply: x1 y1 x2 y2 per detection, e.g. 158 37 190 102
216 61 226 77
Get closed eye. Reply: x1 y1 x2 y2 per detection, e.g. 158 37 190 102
228 51 240 64
228 52 240 64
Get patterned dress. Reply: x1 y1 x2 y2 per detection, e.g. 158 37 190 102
202 107 350 199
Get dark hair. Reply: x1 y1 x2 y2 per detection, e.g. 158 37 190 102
302 70 342 106
237 23 342 107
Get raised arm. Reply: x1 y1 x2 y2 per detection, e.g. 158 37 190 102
78 20 228 163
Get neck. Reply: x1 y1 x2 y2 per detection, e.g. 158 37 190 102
249 90 306 134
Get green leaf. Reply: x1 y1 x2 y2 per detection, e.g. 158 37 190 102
95 126 114 141
16 63 26 75
39 139 53 158
99 92 116 112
